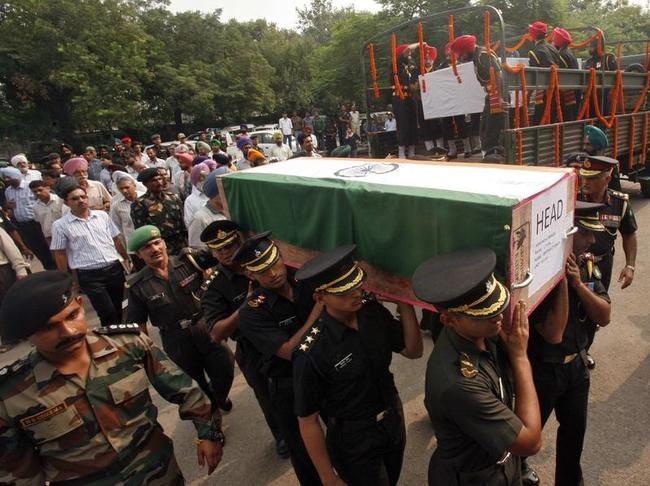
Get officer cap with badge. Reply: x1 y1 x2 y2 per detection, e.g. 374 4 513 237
412 248 510 320
579 155 618 178
574 200 605 232
128 225 162 252
295 244 366 294
232 231 280 273
200 220 242 250
0 271 75 341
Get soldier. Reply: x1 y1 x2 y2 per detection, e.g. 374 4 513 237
584 38 618 117
0 271 224 484
449 35 506 159
126 225 234 413
524 202 611 486
199 220 289 459
293 245 422 486
552 27 580 121
234 232 322 485
130 167 187 255
412 248 541 485
579 155 636 370
392 44 420 159
416 45 447 156
527 21 562 125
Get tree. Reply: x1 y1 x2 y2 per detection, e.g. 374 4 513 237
297 0 354 44
376 0 471 21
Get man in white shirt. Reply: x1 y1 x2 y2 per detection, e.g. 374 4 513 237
269 131 293 162
10 153 41 184
29 180 68 243
145 146 166 168
188 170 227 248
278 113 293 148
51 184 130 326
384 112 397 131
184 163 210 228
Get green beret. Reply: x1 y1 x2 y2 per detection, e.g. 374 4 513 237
128 225 162 252
0 271 74 341
137 167 160 183
330 145 351 157
585 125 608 151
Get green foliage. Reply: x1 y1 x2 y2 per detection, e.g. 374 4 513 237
0 0 648 147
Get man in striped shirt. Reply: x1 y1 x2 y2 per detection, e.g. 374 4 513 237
51 185 131 326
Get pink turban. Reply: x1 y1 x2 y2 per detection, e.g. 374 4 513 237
63 157 88 175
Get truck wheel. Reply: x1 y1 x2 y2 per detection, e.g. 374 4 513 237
641 181 650 198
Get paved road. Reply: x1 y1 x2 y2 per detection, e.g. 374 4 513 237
1 181 648 485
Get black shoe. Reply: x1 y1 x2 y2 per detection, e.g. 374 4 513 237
428 146 448 156
464 151 472 158
275 438 291 459
521 463 540 486
586 353 596 370
447 154 458 160
219 398 233 413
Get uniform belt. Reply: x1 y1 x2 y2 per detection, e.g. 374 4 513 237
160 313 202 331
329 408 391 427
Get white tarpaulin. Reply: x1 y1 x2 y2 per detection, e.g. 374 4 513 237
419 58 530 119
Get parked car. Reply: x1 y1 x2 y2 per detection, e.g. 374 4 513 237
249 129 317 155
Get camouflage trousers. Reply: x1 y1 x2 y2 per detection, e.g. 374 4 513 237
49 427 184 486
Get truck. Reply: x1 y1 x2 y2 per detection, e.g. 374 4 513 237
360 5 650 195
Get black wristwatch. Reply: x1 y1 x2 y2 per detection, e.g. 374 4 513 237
201 430 225 445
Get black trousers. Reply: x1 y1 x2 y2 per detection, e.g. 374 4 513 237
328 399 406 486
480 96 505 153
531 355 590 486
160 322 234 410
76 261 124 326
393 96 419 146
15 220 55 269
235 338 281 441
269 376 320 485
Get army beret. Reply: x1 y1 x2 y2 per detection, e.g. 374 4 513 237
584 125 608 151
0 271 75 341
412 248 510 320
232 231 280 273
296 245 366 294
137 167 161 183
128 225 162 252
201 220 242 248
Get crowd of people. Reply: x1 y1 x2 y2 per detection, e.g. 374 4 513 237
0 18 641 486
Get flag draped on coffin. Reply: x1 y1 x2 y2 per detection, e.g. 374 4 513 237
219 158 573 282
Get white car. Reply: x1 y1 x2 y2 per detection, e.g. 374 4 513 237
249 129 316 155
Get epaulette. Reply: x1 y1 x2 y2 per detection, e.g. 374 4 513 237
93 323 141 335
459 352 478 378
247 294 267 308
201 268 220 292
609 190 629 201
0 358 27 382
298 323 322 353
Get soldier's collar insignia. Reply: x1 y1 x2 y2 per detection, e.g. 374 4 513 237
459 352 478 378
310 326 320 335
248 294 267 308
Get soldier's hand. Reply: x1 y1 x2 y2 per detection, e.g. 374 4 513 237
197 439 223 475
499 300 529 359
618 266 634 289
566 253 582 288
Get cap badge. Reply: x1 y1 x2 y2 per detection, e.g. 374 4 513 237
217 230 227 241
583 160 591 168
254 249 262 257
62 294 68 305
460 352 478 378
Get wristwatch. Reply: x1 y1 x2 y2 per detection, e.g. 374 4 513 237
200 430 225 445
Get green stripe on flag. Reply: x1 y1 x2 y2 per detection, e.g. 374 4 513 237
222 171 516 278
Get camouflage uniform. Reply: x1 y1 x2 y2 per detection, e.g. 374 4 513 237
130 191 187 255
0 327 222 485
